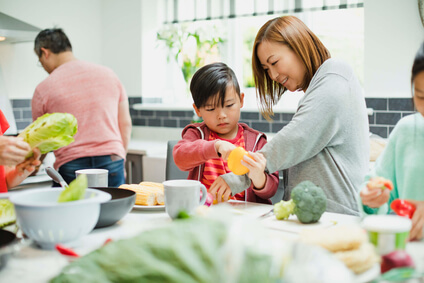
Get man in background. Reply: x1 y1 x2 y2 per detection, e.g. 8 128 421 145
32 28 132 187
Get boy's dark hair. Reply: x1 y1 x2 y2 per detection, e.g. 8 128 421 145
34 28 72 58
190 62 241 109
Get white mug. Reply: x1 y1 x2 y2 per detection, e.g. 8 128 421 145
163 179 207 219
75 169 108 188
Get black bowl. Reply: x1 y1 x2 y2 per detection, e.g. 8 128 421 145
91 187 136 229
0 229 18 271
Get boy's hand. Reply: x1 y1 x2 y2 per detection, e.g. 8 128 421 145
407 200 424 241
241 151 266 189
360 183 391 208
215 140 236 161
0 136 32 166
209 176 232 203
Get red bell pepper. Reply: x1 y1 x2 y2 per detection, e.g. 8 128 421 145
55 244 80 257
390 199 416 219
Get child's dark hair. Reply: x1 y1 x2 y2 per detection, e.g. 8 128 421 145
412 42 424 85
34 28 72 58
190 62 241 108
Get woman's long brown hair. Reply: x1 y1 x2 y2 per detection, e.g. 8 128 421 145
252 16 330 120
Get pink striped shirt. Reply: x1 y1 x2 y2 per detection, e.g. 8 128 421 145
202 125 246 200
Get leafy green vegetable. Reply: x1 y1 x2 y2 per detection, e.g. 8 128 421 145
18 113 77 156
176 210 191 219
0 199 16 228
57 174 87 203
377 267 424 281
274 181 327 223
50 218 281 283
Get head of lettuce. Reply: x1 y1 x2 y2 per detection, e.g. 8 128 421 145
18 113 78 157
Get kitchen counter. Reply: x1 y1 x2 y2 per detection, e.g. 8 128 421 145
129 126 183 157
1 200 423 282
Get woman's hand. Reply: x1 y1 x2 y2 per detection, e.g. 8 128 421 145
209 176 232 203
241 151 266 189
360 183 391 208
407 200 424 241
215 140 236 161
0 136 32 166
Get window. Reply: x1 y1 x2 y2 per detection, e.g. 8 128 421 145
144 1 364 111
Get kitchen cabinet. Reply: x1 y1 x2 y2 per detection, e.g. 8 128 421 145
125 153 144 184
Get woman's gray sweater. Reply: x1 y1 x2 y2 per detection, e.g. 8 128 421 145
222 59 369 215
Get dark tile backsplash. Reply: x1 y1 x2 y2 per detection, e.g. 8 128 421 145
366 97 414 138
11 99 32 130
11 97 416 138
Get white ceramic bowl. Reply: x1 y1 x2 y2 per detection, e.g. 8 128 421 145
9 188 111 249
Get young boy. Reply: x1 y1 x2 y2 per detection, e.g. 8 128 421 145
173 62 279 204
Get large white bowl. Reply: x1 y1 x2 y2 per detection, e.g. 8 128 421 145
9 188 111 249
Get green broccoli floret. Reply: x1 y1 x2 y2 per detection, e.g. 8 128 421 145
273 181 327 223
274 199 296 220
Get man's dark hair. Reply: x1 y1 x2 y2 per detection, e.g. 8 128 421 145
34 28 72 57
190 62 241 109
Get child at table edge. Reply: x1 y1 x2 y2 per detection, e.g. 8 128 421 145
173 62 279 204
358 42 424 241
0 110 41 192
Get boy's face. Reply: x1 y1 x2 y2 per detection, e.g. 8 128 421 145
193 86 244 140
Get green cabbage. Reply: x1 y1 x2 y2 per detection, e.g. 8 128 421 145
18 113 77 155
57 174 87 202
0 199 16 228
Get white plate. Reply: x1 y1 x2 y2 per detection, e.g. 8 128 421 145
132 204 165 211
355 263 380 283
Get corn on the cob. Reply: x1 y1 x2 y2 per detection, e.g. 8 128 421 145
139 182 164 205
119 184 155 206
119 182 164 206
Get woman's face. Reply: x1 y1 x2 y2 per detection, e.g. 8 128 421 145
256 41 307 92
413 71 424 117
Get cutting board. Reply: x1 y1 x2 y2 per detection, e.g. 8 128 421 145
261 214 336 234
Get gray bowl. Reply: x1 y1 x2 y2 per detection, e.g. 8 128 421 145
92 187 136 229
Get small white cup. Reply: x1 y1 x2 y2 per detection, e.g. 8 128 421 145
163 179 207 219
362 215 412 255
75 169 108 188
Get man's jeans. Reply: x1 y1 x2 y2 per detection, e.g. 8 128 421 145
53 155 125 188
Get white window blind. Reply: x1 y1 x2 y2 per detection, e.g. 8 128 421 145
163 0 364 23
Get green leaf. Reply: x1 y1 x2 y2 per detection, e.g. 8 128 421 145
18 113 78 156
58 174 87 203
0 199 16 228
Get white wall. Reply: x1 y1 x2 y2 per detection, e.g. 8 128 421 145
0 0 103 99
101 0 142 97
364 0 424 98
0 0 423 101
0 0 142 99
